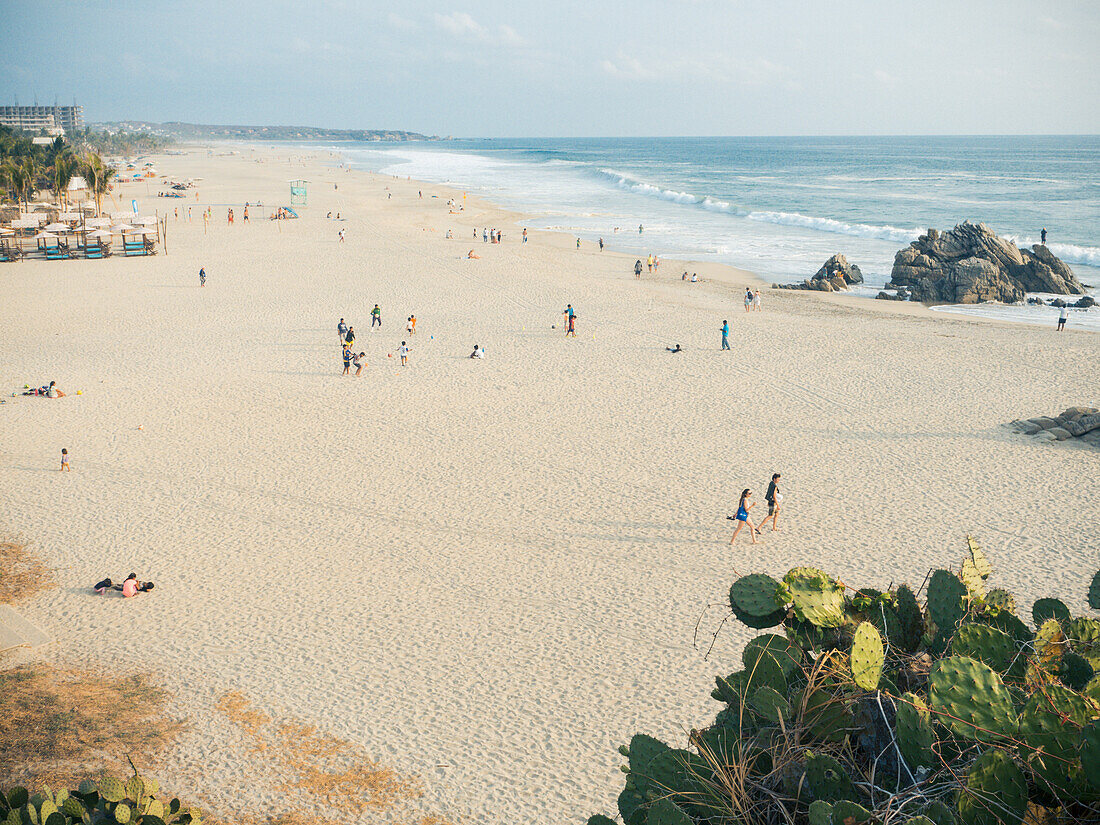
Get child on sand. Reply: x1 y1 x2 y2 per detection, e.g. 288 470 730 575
199 267 206 287
398 342 410 366
342 346 352 375
729 489 761 545
353 352 366 376
372 305 381 328
61 448 70 471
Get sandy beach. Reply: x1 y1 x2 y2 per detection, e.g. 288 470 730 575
2 146 1098 824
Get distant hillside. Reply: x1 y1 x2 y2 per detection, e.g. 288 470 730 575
91 121 442 142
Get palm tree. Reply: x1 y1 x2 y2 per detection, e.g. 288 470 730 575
5 158 35 211
81 152 116 216
52 152 77 209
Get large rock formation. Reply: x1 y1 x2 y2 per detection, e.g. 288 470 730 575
775 254 864 292
884 221 1084 304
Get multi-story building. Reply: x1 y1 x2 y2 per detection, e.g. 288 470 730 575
0 104 84 135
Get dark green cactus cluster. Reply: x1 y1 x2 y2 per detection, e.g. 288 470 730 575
587 538 1100 825
0 773 202 825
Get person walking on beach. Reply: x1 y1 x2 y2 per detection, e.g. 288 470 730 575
243 205 249 223
757 473 782 533
338 318 348 343
371 304 382 328
228 208 233 225
1041 227 1048 244
398 341 410 366
342 345 352 375
199 267 206 287
744 288 754 312
729 488 761 545
60 448 70 472
599 237 604 251
338 228 346 242
483 228 488 243
353 351 366 376
753 290 762 311
522 228 528 243
576 238 581 249
344 326 356 348
634 260 643 279
721 320 730 350
409 315 417 334
1058 304 1069 331
639 224 643 234
647 254 654 273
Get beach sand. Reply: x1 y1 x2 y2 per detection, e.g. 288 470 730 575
2 146 1098 823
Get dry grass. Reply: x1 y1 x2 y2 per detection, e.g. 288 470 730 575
0 539 56 604
0 662 183 788
216 691 453 825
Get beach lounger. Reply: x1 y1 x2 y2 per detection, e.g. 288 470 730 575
0 244 24 262
45 244 74 260
84 243 112 259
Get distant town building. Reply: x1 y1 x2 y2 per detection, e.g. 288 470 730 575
0 104 84 135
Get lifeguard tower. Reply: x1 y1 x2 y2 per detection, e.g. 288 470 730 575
289 179 308 206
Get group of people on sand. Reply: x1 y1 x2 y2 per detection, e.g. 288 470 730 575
479 227 504 243
338 308 416 373
744 287 762 311
93 573 154 598
21 380 66 398
729 473 784 544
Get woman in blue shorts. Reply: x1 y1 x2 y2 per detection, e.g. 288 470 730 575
729 488 761 545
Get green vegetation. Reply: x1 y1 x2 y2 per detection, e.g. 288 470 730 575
0 125 167 213
590 539 1100 824
0 771 203 825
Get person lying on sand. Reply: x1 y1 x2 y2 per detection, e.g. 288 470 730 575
665 344 683 353
467 250 480 259
93 573 155 596
22 381 66 398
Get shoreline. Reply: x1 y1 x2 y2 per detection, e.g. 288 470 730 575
296 140 1097 334
3 144 1098 825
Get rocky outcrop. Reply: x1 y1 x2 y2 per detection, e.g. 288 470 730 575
1009 406 1100 448
886 221 1085 304
775 254 864 292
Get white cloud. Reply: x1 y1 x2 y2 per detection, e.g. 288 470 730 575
388 12 417 30
433 11 525 46
600 50 791 86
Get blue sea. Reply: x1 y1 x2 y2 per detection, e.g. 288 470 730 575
326 136 1100 328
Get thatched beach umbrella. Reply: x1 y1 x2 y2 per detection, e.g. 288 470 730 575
45 222 72 232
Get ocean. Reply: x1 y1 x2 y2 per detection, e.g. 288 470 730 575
326 136 1100 329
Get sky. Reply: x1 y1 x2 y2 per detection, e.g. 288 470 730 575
1 0 1098 137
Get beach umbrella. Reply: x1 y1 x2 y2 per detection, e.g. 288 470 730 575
45 222 72 232
0 228 13 236
111 223 135 233
85 217 111 228
87 229 113 239
34 231 58 239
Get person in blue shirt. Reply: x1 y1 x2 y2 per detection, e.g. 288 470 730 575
721 320 730 350
341 346 352 375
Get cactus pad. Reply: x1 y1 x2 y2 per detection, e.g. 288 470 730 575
1083 719 1100 792
730 574 786 617
750 686 789 723
645 799 691 825
1089 570 1100 610
587 817 617 825
60 798 84 818
949 624 1015 672
808 801 833 825
850 622 884 690
801 687 852 743
895 584 923 653
984 588 1014 613
804 750 856 801
784 567 846 628
113 803 131 824
966 536 992 579
830 800 873 825
1031 597 1070 627
929 656 1016 743
1068 617 1100 671
960 559 985 600
926 570 967 634
921 801 957 825
743 633 801 676
1019 683 1092 797
956 748 1026 825
896 692 933 769
97 778 125 804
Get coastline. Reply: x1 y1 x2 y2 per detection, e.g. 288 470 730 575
2 143 1098 824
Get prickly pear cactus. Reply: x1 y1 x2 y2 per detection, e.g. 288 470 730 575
645 798 692 825
850 622 884 690
1088 570 1100 611
804 750 856 802
97 778 125 804
949 623 1015 672
1018 683 1095 798
929 656 1016 743
808 800 833 825
785 567 846 628
956 748 1026 825
830 800 874 825
926 570 968 636
1031 597 1070 627
743 633 801 676
895 584 923 653
896 692 933 769
729 574 785 617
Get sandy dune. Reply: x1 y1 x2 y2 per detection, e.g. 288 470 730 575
2 148 1098 823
